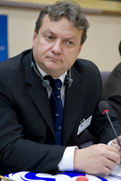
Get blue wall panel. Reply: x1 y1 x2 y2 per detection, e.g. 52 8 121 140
0 15 8 62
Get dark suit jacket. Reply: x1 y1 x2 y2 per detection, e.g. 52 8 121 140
0 49 121 174
103 62 121 120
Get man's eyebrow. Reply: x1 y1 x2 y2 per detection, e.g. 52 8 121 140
63 36 77 43
43 29 55 34
65 36 76 40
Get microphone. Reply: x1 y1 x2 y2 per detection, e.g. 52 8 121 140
64 69 73 87
98 100 121 147
64 76 73 87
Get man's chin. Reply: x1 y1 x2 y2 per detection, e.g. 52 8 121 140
44 65 61 75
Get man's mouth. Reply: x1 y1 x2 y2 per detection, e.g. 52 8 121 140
47 56 61 62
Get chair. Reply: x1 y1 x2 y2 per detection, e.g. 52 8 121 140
100 71 111 85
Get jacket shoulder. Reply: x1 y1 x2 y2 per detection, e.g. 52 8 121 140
73 58 100 76
0 49 32 71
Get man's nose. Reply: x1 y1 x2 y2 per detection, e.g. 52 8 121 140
51 40 62 54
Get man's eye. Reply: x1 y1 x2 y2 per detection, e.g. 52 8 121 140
46 35 53 40
68 41 72 45
66 41 74 46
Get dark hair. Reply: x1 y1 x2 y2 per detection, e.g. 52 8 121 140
35 1 89 45
119 41 121 56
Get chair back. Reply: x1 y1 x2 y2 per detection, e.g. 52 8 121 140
100 71 111 85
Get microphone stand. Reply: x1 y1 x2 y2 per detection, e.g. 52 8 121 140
105 112 121 147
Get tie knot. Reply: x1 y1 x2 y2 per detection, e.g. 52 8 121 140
53 79 62 91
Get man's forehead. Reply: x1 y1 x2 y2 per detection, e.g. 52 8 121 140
41 14 74 27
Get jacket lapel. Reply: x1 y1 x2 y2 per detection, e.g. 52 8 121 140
62 66 86 145
24 60 54 134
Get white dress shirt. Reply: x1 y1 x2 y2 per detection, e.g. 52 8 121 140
36 64 77 171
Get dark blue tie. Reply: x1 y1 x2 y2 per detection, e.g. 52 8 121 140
50 79 63 145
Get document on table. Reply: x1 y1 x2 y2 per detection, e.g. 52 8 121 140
5 164 121 181
105 164 121 181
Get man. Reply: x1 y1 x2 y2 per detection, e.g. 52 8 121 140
103 41 121 119
0 1 121 176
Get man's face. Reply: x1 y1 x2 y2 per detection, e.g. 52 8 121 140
32 15 83 78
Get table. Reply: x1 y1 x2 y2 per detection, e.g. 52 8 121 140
5 164 121 181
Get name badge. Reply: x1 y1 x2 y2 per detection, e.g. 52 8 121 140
77 115 92 135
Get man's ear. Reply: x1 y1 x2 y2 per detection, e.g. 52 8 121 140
77 44 83 58
79 44 83 53
31 30 37 48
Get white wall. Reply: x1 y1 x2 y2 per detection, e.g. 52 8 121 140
0 5 121 71
80 14 121 71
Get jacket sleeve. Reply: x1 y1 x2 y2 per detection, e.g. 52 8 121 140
0 70 66 174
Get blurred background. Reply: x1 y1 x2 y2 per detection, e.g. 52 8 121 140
0 0 121 71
